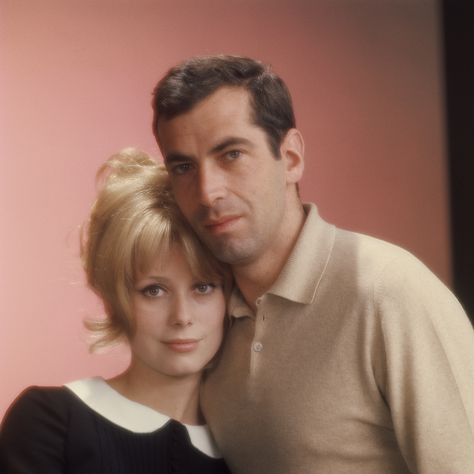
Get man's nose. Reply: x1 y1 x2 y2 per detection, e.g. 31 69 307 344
197 164 225 207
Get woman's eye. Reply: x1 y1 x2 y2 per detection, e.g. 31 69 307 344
141 285 164 298
194 282 216 295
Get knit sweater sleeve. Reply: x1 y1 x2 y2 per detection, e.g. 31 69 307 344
374 250 474 473
0 386 68 473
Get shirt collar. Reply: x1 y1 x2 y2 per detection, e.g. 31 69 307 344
268 203 335 304
229 203 335 317
228 286 253 319
65 377 222 458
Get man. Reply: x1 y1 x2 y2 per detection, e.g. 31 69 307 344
152 55 474 473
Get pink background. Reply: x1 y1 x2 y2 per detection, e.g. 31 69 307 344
1 0 449 418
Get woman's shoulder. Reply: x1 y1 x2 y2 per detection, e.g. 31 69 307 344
0 384 79 472
1 384 81 448
3 385 73 425
12 384 70 402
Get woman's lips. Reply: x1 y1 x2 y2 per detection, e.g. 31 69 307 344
163 339 200 352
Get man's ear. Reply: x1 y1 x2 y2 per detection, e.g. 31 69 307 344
280 128 304 184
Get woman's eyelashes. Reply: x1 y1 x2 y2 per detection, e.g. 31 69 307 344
140 284 165 298
137 281 220 298
193 282 217 295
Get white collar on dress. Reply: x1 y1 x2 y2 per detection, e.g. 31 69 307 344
65 377 221 458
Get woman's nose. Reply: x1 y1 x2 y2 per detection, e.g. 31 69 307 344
169 296 193 327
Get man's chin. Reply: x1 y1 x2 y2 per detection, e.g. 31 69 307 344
204 237 256 265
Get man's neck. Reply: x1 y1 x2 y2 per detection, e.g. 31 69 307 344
233 202 306 310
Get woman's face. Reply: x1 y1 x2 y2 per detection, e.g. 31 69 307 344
128 244 226 380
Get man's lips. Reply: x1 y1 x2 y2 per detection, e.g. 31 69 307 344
203 216 240 234
162 339 200 353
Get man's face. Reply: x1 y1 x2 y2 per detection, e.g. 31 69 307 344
157 87 296 267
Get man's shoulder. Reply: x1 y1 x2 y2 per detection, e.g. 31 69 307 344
283 203 429 303
325 222 452 301
319 220 411 278
302 203 414 266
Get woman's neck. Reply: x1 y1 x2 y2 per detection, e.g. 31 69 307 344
107 363 203 425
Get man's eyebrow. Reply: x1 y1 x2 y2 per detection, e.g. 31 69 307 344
209 137 253 154
164 137 253 164
164 152 193 165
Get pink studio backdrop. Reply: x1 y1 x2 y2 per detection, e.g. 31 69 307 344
1 0 449 418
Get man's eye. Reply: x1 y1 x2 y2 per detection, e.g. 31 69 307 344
171 163 193 175
225 150 241 160
141 285 164 298
194 282 217 295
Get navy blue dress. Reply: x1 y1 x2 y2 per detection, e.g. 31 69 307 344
0 378 230 473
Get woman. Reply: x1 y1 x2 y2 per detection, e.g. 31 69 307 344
0 149 231 473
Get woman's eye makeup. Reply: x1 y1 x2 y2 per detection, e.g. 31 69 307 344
140 284 165 298
137 281 221 298
194 282 217 294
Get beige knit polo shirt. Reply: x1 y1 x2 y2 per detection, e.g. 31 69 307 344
201 204 474 473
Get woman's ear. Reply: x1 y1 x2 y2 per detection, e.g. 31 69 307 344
280 128 305 184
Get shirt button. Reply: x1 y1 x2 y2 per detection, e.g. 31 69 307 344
253 341 263 352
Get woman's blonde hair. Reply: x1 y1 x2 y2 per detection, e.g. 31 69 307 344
81 148 228 351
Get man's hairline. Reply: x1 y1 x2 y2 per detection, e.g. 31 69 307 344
155 85 283 161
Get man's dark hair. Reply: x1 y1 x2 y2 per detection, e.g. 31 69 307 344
152 55 296 157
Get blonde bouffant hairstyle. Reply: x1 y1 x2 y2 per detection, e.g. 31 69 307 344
81 148 228 351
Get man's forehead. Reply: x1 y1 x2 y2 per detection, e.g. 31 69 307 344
200 86 251 108
159 87 252 131
157 88 259 154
